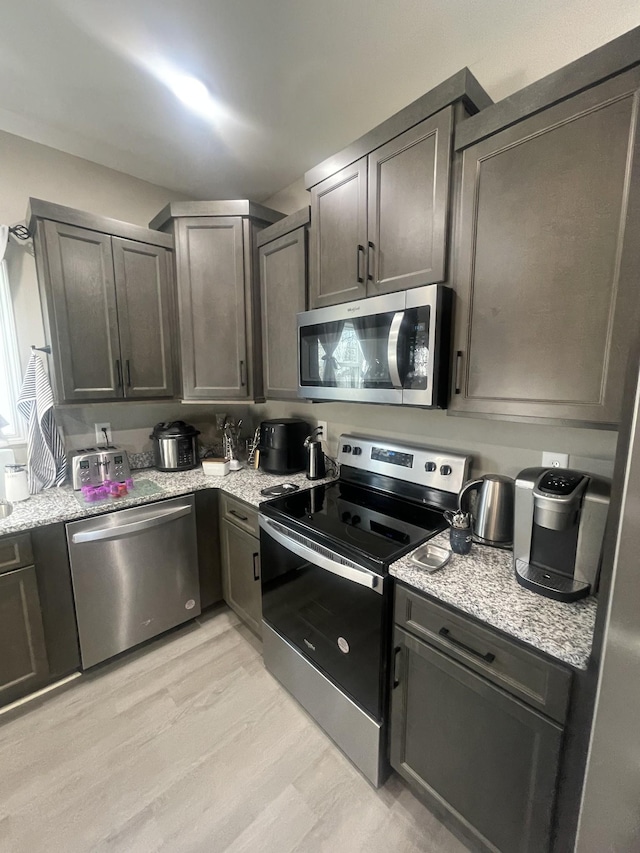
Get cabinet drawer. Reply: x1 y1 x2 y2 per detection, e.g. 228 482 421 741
395 584 572 724
0 533 33 575
220 493 259 537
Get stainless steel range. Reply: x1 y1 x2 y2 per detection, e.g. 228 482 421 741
259 434 471 786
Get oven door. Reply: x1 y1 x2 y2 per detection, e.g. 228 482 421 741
259 516 390 721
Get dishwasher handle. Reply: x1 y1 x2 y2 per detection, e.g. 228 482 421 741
71 503 193 544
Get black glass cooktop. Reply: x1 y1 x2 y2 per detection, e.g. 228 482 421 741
260 480 446 567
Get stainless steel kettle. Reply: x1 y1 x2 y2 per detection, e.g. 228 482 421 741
305 439 326 481
458 474 515 546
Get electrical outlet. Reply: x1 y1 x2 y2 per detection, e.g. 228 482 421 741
542 451 569 469
316 420 328 443
95 422 111 446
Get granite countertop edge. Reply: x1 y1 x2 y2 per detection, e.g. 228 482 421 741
389 531 597 671
0 467 334 534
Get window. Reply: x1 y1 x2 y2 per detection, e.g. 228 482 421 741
0 229 24 442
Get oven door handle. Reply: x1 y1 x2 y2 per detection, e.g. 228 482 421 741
259 517 383 594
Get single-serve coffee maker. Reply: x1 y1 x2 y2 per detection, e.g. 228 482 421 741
513 467 610 602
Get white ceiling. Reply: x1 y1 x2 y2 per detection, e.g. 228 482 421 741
1 0 638 202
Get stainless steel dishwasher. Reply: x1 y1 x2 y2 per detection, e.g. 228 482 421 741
66 494 200 669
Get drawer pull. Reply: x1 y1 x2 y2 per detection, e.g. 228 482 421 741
252 552 260 581
229 509 249 522
439 627 496 664
393 645 402 688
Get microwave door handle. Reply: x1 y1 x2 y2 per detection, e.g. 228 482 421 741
387 311 405 389
259 517 382 594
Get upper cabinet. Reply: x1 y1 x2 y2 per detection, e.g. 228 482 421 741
257 208 309 401
29 200 178 404
149 201 284 402
305 69 493 309
450 44 640 427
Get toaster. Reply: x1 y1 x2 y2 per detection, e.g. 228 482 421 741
69 447 131 490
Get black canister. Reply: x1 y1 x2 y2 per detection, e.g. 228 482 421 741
444 510 473 555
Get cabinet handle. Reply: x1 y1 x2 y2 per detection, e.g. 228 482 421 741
367 241 374 281
356 244 365 283
229 509 248 522
115 359 123 389
252 551 260 581
438 627 496 663
126 359 132 387
239 360 246 387
393 645 402 688
454 351 463 395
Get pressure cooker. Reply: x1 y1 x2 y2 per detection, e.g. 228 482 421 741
150 421 201 472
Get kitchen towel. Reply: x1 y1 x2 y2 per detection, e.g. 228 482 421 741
17 352 66 493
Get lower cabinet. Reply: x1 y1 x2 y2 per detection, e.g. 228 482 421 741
220 494 262 636
391 585 571 853
0 535 50 706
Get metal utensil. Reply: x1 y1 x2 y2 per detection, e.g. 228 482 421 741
444 509 471 529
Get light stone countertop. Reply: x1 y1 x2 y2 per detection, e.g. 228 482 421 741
1 470 597 670
0 466 333 536
389 530 598 670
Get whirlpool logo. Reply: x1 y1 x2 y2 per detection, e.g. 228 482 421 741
303 638 316 651
346 305 361 313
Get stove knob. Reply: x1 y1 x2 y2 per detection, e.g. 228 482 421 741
341 511 352 522
440 464 452 476
425 461 437 472
352 446 362 455
342 444 352 453
351 515 361 526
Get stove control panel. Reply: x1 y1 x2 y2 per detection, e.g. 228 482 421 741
337 434 471 496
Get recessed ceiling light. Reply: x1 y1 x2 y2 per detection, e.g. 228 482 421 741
167 73 221 121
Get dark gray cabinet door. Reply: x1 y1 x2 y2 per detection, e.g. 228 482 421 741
259 226 307 399
43 220 122 401
368 107 453 296
176 217 248 399
220 520 261 636
0 566 50 706
450 68 640 426
309 157 368 308
112 237 176 399
391 627 562 853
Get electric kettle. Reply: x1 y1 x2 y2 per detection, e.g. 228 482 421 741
304 434 326 481
458 473 515 546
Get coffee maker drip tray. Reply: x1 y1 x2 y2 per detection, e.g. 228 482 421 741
515 559 591 602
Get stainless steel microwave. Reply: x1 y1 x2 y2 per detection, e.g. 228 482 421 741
298 284 452 407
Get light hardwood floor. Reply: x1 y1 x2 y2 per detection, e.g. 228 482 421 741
0 607 467 853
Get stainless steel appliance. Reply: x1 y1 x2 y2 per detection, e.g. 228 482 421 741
69 446 131 490
258 418 309 474
66 495 200 668
150 421 200 471
298 284 452 407
259 434 471 786
304 430 326 481
458 473 515 546
513 467 610 602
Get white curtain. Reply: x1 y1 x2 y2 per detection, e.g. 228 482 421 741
0 225 25 440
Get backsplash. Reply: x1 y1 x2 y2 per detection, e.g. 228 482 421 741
27 397 618 482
